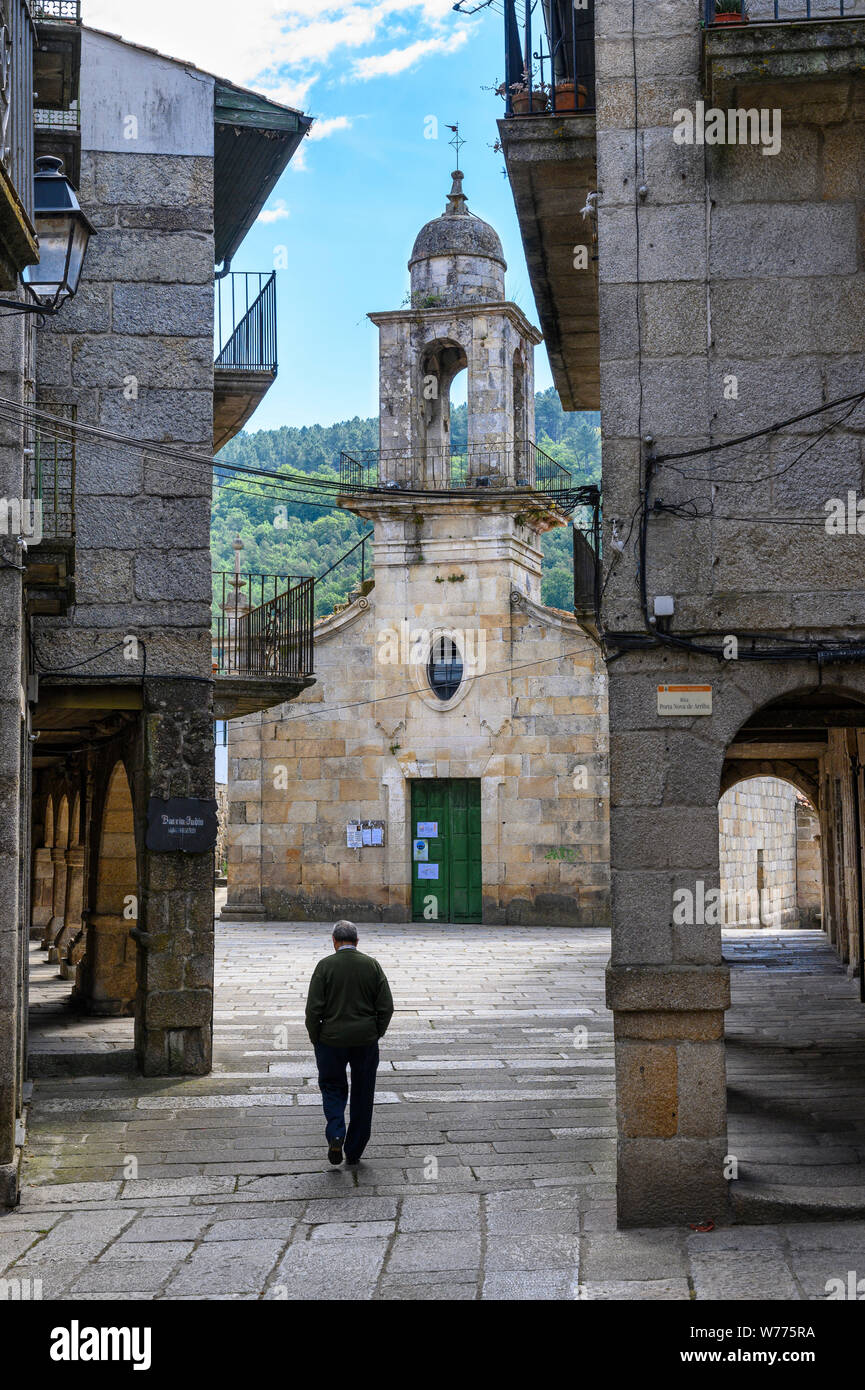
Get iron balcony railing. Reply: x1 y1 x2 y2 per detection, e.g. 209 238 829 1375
1 0 36 223
30 1 81 20
703 1 863 20
317 528 375 589
212 571 314 679
26 399 76 542
572 489 601 624
502 0 595 117
215 271 277 373
339 441 573 497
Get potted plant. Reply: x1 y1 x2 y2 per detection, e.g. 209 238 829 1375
552 81 588 112
498 68 548 114
712 0 748 23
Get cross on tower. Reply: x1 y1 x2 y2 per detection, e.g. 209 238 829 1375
446 123 465 169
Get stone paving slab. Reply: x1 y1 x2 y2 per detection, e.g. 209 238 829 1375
4 923 865 1299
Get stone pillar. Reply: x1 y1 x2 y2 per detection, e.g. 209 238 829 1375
605 657 731 1227
135 679 215 1075
42 847 68 950
75 913 137 1015
30 847 54 941
60 916 87 981
53 846 85 967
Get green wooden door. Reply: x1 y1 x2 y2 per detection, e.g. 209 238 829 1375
411 779 482 923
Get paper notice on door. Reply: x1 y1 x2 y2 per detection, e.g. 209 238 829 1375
416 822 438 838
417 863 439 880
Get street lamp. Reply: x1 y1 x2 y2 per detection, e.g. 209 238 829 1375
0 157 95 315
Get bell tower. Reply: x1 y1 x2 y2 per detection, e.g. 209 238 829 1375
367 169 542 492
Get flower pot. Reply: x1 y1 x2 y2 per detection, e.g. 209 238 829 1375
713 10 749 21
511 89 548 114
553 82 588 112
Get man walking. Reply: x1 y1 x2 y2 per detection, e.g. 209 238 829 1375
305 920 394 1167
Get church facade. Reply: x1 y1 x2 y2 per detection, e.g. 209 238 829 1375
223 175 610 927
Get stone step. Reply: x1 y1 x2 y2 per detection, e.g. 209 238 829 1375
731 1180 865 1224
28 1049 137 1078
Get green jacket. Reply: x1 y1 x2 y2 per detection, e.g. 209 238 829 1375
305 947 394 1047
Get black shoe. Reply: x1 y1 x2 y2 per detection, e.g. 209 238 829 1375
344 1154 359 1167
328 1140 343 1166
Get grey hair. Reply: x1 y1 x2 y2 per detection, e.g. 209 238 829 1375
332 920 358 943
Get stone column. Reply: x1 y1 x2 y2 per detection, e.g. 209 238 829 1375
53 846 85 967
30 847 54 941
42 847 68 950
604 656 731 1227
135 678 215 1076
74 912 137 1015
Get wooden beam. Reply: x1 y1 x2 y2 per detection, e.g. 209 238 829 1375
37 686 143 712
726 742 826 760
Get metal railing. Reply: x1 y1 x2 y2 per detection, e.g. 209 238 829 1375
703 1 863 20
339 441 573 496
34 102 79 131
215 271 277 373
502 0 595 117
572 489 601 623
316 531 374 591
30 0 81 20
212 571 314 678
28 400 76 542
1 0 36 223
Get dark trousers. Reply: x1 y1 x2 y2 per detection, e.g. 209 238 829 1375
314 1041 380 1162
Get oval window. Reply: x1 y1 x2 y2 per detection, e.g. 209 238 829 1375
428 634 463 701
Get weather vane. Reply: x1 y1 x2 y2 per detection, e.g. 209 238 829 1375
446 123 465 169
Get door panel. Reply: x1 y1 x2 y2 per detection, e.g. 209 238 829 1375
411 779 482 923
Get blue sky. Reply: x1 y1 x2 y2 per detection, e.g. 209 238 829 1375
85 0 553 430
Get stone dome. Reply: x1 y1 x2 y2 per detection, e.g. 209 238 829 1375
408 171 506 303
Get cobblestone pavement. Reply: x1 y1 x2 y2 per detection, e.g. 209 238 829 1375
3 923 865 1300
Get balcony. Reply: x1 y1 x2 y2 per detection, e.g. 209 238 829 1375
497 0 598 410
22 399 76 615
339 441 584 516
572 489 601 643
702 1 865 105
500 0 595 118
213 271 278 451
212 568 315 718
0 0 38 289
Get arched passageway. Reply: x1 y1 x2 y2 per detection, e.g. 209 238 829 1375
718 776 822 931
720 691 865 1218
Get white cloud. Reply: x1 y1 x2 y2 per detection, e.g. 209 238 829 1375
82 0 471 105
351 27 469 80
307 115 354 141
257 199 291 224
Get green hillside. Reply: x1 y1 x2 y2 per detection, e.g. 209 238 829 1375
211 389 600 616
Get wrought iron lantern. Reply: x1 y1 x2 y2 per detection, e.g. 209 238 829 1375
2 156 95 314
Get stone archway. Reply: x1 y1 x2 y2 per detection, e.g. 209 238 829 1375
607 662 865 1226
718 775 822 931
417 336 468 486
74 761 138 1016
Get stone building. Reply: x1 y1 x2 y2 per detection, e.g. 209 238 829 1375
223 175 610 926
497 0 865 1224
718 776 822 928
1 11 313 1207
